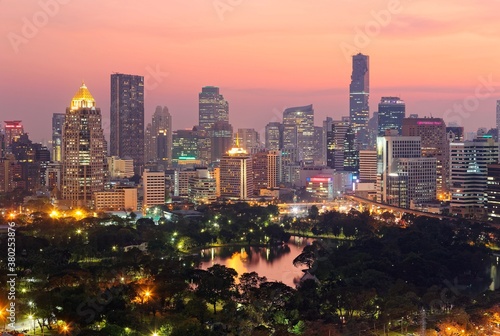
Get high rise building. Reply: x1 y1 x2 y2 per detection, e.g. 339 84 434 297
252 151 268 193
450 138 499 219
172 128 199 165
142 169 165 207
343 124 359 179
62 83 106 207
487 163 500 222
188 168 217 204
326 117 350 170
378 97 405 136
267 150 282 189
497 100 500 141
52 113 65 162
107 156 134 179
211 121 233 162
110 73 145 174
4 121 24 151
265 122 283 150
146 106 172 165
199 86 229 132
376 134 436 208
359 150 377 182
282 104 314 164
349 53 369 137
236 128 260 153
313 126 324 164
402 117 449 196
220 147 253 200
322 117 333 166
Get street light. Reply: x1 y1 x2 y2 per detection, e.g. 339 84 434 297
28 314 35 335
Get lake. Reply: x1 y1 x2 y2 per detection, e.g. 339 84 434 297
199 236 316 287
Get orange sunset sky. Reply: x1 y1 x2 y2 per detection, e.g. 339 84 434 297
1 0 500 143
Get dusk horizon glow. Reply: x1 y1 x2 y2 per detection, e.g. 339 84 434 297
2 0 500 142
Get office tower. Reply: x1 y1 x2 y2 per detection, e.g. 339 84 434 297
11 134 50 192
313 126 324 164
282 104 314 164
322 117 333 165
366 112 378 149
378 97 406 136
236 128 260 153
402 117 449 196
376 134 436 208
177 169 198 197
326 117 350 170
349 53 370 137
267 150 282 189
497 101 500 141
252 151 268 193
147 106 172 164
487 163 500 222
4 121 24 151
188 168 217 204
359 150 377 182
450 137 499 219
211 121 233 162
61 83 106 207
172 128 199 165
52 113 65 162
343 124 359 179
199 86 229 132
220 147 253 200
265 122 283 150
144 123 153 162
142 169 165 207
110 73 145 174
447 126 465 143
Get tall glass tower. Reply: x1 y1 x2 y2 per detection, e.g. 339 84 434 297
198 86 229 133
349 53 370 139
110 73 145 174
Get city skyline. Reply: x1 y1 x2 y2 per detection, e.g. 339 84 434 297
2 1 500 142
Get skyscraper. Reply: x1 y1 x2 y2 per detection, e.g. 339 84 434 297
62 83 106 207
211 121 233 162
236 128 260 153
265 122 283 150
146 106 172 165
402 117 449 196
220 147 253 200
4 121 24 151
450 137 499 219
199 86 229 132
376 134 436 208
282 104 314 164
326 117 350 170
497 100 500 141
349 53 369 137
52 113 65 162
378 97 405 136
110 73 145 174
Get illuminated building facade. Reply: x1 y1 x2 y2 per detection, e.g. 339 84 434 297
450 138 499 219
62 83 106 207
145 106 172 164
188 169 217 204
402 117 449 195
349 53 369 142
306 175 334 200
142 169 165 207
282 104 314 164
378 97 405 136
4 120 24 151
265 122 283 151
198 86 229 132
377 134 436 208
52 113 65 162
220 147 253 200
110 73 145 174
487 163 500 222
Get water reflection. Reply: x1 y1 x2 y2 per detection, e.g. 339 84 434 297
200 236 315 287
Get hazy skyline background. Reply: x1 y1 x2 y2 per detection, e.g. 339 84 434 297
1 0 500 143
